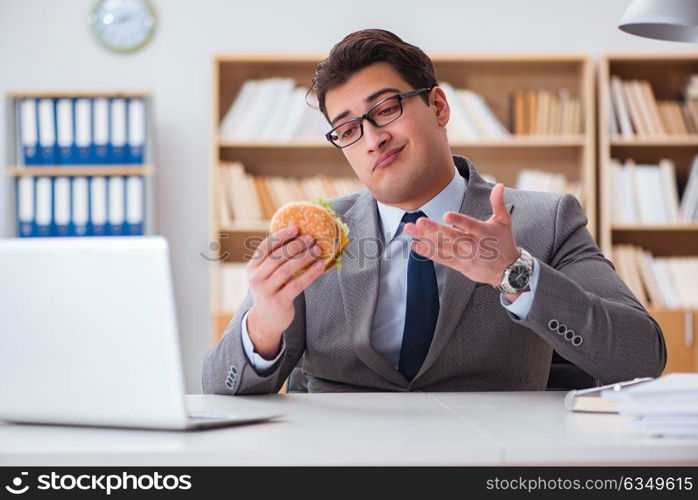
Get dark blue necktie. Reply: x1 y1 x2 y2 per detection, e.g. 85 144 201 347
398 211 440 381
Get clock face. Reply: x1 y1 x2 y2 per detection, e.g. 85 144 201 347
88 0 156 53
508 264 532 290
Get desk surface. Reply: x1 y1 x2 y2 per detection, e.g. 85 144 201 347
1 392 697 466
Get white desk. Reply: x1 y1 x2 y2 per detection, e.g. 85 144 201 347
1 392 697 466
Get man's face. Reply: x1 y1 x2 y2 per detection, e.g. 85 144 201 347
324 62 449 205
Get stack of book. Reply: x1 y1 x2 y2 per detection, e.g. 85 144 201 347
610 157 697 224
515 169 583 202
611 244 698 309
511 88 583 136
601 373 698 438
438 83 510 140
220 263 248 314
219 78 329 143
608 75 698 138
218 162 363 224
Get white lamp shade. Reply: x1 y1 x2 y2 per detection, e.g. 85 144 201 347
619 0 698 42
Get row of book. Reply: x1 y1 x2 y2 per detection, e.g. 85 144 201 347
17 96 147 165
219 78 328 143
511 89 584 136
611 156 698 224
219 263 248 313
515 169 583 203
608 75 698 138
438 83 510 140
612 244 698 309
218 162 363 223
16 175 145 237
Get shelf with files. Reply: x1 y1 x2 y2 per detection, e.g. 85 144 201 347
4 91 157 238
209 52 595 344
7 165 155 177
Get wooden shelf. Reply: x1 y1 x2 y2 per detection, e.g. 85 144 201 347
210 52 596 344
612 223 698 231
7 90 151 98
7 165 154 177
610 136 698 147
218 136 587 149
219 221 269 233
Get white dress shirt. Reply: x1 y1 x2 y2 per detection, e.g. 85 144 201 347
241 166 541 371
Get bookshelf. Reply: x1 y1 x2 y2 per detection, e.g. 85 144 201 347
210 53 596 343
4 91 156 238
598 54 698 374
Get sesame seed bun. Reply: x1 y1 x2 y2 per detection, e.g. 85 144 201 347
270 201 349 271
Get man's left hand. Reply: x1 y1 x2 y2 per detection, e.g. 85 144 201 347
403 183 520 290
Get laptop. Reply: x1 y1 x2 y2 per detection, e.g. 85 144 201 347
0 237 281 430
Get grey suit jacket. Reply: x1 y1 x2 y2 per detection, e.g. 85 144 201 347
202 156 667 394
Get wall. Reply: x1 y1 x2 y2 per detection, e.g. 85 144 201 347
1 0 696 392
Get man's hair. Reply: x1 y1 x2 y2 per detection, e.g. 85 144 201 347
311 29 438 123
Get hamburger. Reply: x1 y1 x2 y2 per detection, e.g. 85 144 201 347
269 199 350 271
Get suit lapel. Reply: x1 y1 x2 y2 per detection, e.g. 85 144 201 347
337 189 408 387
413 156 514 383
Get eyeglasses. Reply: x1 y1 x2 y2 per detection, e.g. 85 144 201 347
325 87 433 149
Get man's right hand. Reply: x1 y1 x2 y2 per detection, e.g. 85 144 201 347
246 225 326 359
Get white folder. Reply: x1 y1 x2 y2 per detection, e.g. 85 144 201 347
35 177 53 235
17 176 35 236
72 177 89 236
90 176 108 234
37 99 56 164
55 99 74 163
53 177 71 235
108 176 125 234
19 98 39 165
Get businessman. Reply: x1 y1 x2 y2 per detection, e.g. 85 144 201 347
203 29 666 394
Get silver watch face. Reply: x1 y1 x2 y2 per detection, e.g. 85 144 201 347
507 264 532 290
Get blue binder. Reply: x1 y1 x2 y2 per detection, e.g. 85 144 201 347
37 98 57 165
74 98 93 165
89 176 108 235
92 98 110 164
109 98 128 164
71 176 90 236
127 98 146 164
16 176 36 237
55 98 76 165
19 98 40 165
125 176 145 235
107 176 126 235
34 177 53 236
53 177 71 236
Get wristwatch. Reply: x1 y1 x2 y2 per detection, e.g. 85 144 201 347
494 247 534 294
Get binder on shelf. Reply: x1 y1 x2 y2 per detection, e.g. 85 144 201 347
93 98 110 164
127 97 146 164
71 177 90 236
55 98 75 164
110 98 128 164
53 177 71 236
16 176 35 237
37 98 57 165
89 176 108 235
107 176 126 235
34 177 53 236
74 98 93 164
126 176 144 235
19 98 40 165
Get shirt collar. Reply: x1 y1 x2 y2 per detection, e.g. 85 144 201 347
376 165 466 244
